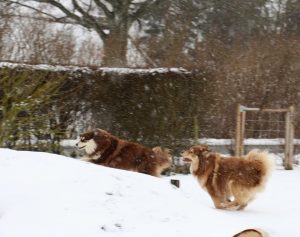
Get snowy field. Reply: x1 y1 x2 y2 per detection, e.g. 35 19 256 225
0 149 299 237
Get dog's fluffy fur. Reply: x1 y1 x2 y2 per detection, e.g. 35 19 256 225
76 128 172 177
182 145 274 210
233 228 269 237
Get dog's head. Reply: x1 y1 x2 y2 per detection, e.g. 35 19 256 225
181 144 211 163
76 128 112 155
182 144 214 174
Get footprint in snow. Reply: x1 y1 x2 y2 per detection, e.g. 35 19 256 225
101 223 122 232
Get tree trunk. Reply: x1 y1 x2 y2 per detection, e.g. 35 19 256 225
101 26 128 67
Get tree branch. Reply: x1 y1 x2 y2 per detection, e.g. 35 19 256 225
7 0 84 24
130 0 158 20
71 0 106 37
38 0 83 22
6 1 59 20
0 13 76 25
6 0 109 38
94 0 114 19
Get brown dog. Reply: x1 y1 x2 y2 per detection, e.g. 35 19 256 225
76 128 172 177
182 145 274 210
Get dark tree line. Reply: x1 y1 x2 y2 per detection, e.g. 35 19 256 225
1 0 300 66
0 1 300 155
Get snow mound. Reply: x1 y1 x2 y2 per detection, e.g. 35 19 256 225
0 149 300 237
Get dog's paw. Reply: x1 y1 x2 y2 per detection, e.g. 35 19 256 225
80 156 91 162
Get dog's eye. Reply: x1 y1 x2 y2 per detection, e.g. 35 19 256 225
80 137 85 142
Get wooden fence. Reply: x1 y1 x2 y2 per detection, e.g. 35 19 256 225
235 104 295 170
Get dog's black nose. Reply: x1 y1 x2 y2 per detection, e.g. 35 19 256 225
75 143 78 147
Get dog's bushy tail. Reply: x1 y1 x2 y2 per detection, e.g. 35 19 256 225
245 149 275 189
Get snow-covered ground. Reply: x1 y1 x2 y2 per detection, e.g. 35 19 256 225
0 149 299 237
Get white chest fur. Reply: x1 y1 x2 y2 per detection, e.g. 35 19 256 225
84 139 97 155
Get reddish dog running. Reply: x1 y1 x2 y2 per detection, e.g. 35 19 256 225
76 128 172 177
182 144 274 210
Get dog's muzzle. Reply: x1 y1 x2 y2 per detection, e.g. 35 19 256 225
182 157 192 163
180 151 192 163
76 143 86 150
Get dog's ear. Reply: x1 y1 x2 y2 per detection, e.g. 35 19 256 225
193 145 211 155
206 145 211 151
201 144 211 152
95 129 110 139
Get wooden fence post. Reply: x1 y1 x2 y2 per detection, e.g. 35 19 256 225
284 105 295 170
240 110 246 155
235 104 241 156
193 115 199 144
235 104 245 156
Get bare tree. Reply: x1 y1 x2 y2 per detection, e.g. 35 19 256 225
4 0 162 66
76 37 103 66
4 17 76 64
0 2 14 58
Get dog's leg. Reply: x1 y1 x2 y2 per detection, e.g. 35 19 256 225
222 200 242 210
226 181 234 202
235 190 256 210
237 203 248 210
211 195 232 209
229 186 255 210
218 193 241 210
211 197 224 209
220 183 242 210
80 156 92 162
225 200 248 210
